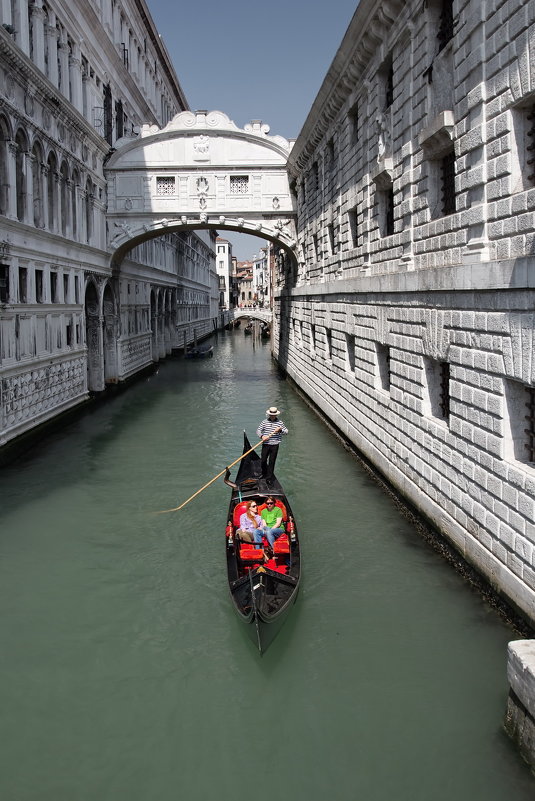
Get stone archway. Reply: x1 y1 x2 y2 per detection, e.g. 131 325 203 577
105 110 297 267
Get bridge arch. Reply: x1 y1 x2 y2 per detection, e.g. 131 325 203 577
105 110 297 268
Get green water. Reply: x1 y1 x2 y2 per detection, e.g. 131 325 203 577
0 331 533 800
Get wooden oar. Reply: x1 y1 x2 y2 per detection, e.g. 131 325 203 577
155 436 267 514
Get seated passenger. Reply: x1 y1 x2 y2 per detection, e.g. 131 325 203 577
260 497 285 547
237 500 265 546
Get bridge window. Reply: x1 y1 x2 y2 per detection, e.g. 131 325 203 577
156 176 176 195
376 343 391 393
230 175 249 194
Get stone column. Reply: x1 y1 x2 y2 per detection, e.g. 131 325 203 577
46 17 59 88
57 40 69 98
30 3 46 72
12 0 30 56
69 42 83 113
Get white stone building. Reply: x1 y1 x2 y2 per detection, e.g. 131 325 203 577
216 237 232 309
272 0 535 631
252 246 270 308
0 0 218 449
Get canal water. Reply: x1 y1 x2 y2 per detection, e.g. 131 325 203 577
0 331 534 801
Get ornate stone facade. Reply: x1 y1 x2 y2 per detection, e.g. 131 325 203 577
0 1 219 448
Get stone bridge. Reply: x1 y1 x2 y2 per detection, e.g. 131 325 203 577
233 309 272 324
105 110 297 266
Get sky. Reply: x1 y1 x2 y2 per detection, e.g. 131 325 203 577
147 0 359 260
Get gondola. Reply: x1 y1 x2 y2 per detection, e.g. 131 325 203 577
243 322 253 335
185 344 213 359
224 433 300 653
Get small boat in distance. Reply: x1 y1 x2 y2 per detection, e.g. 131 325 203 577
185 344 214 359
224 433 301 653
243 322 253 335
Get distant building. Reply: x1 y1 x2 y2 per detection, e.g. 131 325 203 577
252 247 270 308
236 262 253 307
216 238 232 309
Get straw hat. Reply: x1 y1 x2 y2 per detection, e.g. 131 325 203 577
266 406 280 416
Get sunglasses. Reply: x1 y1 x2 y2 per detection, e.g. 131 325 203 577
266 501 275 505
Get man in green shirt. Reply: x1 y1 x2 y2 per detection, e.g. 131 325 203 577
260 497 285 548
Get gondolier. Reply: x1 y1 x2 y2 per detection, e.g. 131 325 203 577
257 406 288 486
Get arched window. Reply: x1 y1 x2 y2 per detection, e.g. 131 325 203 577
72 168 79 239
85 176 93 243
15 129 28 222
47 150 57 231
60 161 69 236
0 116 11 217
31 140 44 227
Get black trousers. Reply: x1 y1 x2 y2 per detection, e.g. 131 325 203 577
260 443 279 480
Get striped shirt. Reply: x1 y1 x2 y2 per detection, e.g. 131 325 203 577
256 418 288 445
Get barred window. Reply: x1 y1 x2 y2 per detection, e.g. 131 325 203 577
437 0 454 51
376 343 391 393
440 149 456 215
230 175 249 194
156 176 176 196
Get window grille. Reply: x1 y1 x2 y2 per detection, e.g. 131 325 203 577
524 387 535 462
437 0 454 52
156 176 176 195
376 343 391 392
527 105 535 184
121 44 129 70
441 150 456 215
229 175 249 194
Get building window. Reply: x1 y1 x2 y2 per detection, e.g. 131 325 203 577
50 271 58 303
377 184 395 237
310 323 316 354
345 333 355 372
327 223 337 254
348 206 359 248
437 0 454 51
423 357 450 422
0 264 9 303
440 148 456 215
103 83 113 145
312 161 319 191
348 101 359 143
376 343 391 393
156 176 176 195
504 380 535 464
66 321 73 347
18 267 27 303
325 328 332 361
230 175 249 194
380 55 394 110
35 269 44 303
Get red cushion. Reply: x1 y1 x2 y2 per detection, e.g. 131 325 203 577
273 535 290 554
239 546 264 561
233 501 250 527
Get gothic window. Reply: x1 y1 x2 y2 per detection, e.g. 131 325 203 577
60 161 69 236
31 142 44 227
72 169 79 239
47 151 57 231
0 117 9 216
85 177 93 243
15 129 29 222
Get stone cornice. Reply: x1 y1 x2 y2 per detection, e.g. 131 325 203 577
0 29 107 154
287 0 404 176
